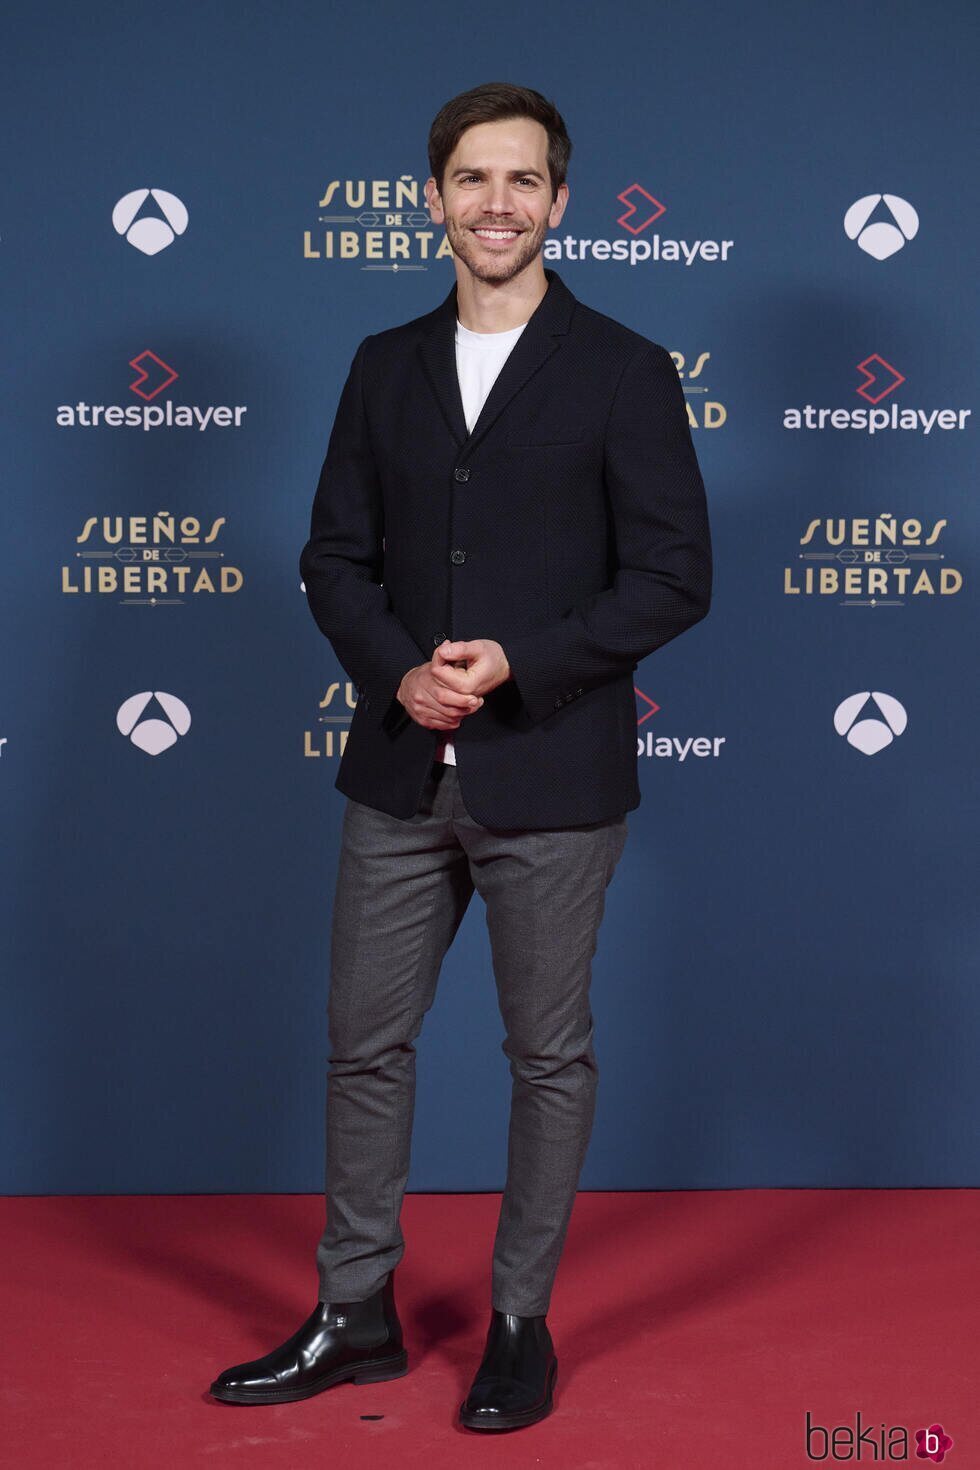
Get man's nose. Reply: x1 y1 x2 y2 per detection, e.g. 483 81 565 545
482 189 516 215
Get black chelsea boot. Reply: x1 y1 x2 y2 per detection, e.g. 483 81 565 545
209 1272 407 1405
458 1308 557 1431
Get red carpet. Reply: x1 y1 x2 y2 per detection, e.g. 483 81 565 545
2 1190 974 1467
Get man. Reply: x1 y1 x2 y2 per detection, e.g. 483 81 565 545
210 81 711 1431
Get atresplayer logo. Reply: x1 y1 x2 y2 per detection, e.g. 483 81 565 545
56 351 248 432
634 686 726 761
805 1410 954 1461
543 181 734 268
782 355 971 437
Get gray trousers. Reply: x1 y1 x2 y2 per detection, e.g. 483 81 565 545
315 760 628 1316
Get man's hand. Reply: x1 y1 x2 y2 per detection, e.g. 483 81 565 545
396 660 480 730
395 638 511 731
432 639 511 697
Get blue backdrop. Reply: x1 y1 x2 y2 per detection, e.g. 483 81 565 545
2 0 976 1193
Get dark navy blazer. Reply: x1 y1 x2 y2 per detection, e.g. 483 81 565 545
299 267 712 829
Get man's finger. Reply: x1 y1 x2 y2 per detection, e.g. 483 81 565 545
439 639 478 659
430 683 481 710
418 709 462 727
430 662 475 692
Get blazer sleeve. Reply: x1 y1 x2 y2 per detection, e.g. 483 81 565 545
501 340 712 727
299 335 426 731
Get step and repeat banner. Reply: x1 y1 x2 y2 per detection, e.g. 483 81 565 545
2 1 976 1192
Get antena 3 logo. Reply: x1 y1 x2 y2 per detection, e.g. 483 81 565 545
112 189 188 256
843 193 919 260
56 352 248 433
834 692 907 755
117 692 191 755
304 175 450 269
783 354 970 437
543 182 734 268
785 515 962 604
63 512 244 604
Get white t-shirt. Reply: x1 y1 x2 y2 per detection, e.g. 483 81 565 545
435 315 529 766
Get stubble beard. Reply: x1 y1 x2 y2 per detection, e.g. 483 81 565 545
445 213 550 285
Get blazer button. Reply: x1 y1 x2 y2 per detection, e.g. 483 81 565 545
433 632 448 645
450 548 466 564
453 467 470 482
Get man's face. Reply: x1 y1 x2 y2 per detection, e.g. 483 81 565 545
425 117 568 286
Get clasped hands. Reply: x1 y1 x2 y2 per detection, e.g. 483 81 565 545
396 639 511 732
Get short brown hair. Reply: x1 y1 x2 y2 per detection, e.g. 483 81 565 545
428 82 571 202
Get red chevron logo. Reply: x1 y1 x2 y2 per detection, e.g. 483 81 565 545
634 686 661 726
856 353 905 404
129 349 179 401
616 183 666 235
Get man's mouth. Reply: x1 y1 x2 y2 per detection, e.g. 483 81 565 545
471 227 522 243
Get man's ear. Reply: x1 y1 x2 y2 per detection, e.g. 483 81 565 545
549 182 569 229
425 176 445 223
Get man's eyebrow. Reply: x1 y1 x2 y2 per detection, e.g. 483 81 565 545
451 166 547 180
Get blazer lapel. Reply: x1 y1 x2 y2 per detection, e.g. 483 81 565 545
416 266 576 459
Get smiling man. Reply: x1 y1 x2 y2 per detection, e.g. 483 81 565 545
210 81 712 1432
